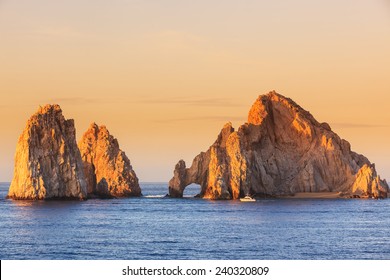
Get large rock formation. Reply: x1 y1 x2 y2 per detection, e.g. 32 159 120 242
7 105 87 200
169 91 389 199
78 123 141 198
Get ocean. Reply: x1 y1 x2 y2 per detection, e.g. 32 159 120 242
0 182 389 260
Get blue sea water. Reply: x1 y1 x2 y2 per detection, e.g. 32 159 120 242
0 182 390 260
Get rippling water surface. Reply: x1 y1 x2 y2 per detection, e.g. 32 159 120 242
1 182 390 260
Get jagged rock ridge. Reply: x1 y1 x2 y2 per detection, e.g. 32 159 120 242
169 91 389 199
7 105 88 200
78 123 141 198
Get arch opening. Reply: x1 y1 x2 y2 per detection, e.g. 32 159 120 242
183 183 202 198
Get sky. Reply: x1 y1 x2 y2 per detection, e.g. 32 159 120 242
0 0 389 182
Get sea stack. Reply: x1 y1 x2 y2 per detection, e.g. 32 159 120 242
169 91 389 199
7 104 87 200
78 123 141 198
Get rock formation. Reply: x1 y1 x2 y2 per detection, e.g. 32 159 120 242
7 105 87 200
169 91 389 199
78 123 141 198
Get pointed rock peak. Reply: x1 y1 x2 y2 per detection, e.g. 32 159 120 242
96 125 114 144
250 90 284 105
82 123 98 140
176 159 187 170
264 90 294 100
98 124 109 133
222 122 235 135
37 104 62 115
248 91 315 126
87 122 106 132
247 93 272 125
84 123 112 140
213 122 235 148
89 122 99 130
98 124 109 134
266 90 283 100
223 122 233 129
29 104 66 126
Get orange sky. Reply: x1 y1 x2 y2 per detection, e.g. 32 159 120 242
1 0 390 182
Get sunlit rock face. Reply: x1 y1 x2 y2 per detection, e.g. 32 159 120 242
169 91 389 199
78 123 141 198
7 105 88 200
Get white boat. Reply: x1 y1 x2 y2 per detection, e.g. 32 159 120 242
240 195 256 202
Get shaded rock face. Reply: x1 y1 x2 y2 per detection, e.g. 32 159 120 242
169 91 389 199
7 105 87 200
78 123 141 198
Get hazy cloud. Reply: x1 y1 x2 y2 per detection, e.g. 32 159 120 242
44 97 106 105
330 123 389 129
44 96 244 107
155 115 244 123
134 96 244 107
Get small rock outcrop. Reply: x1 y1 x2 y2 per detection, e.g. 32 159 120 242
78 123 141 198
169 91 389 199
7 105 87 200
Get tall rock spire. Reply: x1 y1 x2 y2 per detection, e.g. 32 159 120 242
78 123 141 198
7 104 87 200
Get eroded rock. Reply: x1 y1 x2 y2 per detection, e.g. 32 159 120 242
7 105 87 200
78 123 141 198
169 91 389 199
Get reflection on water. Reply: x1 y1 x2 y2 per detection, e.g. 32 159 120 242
1 182 390 260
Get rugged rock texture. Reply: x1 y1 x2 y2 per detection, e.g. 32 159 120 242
7 105 87 200
78 123 141 198
169 91 389 199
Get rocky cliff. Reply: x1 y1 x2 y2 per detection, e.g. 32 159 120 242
78 123 141 198
169 91 389 199
7 105 88 200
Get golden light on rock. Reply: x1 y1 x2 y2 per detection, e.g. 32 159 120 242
169 92 389 200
